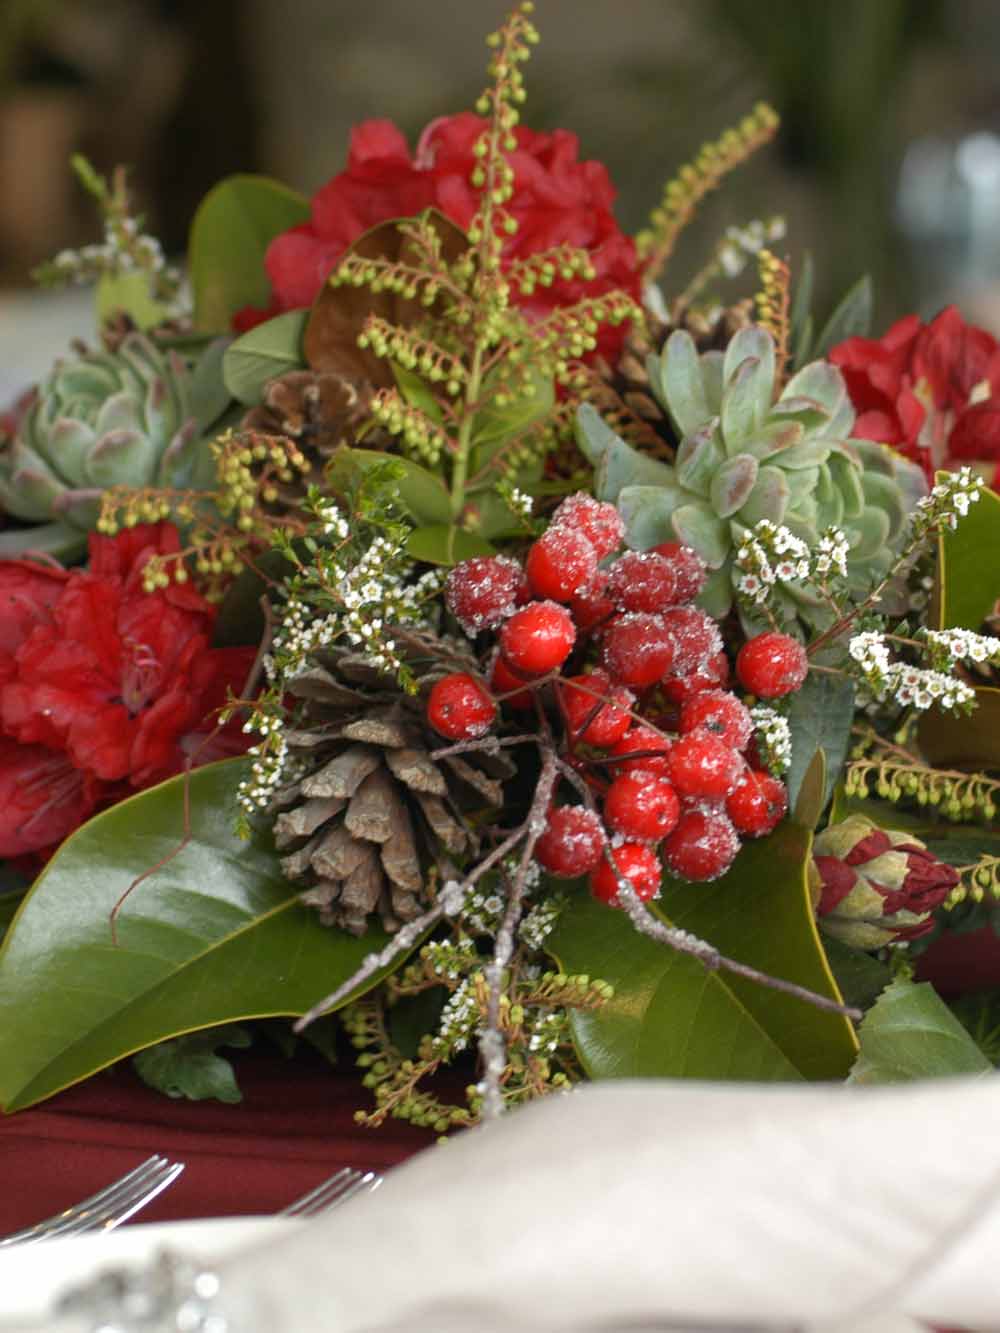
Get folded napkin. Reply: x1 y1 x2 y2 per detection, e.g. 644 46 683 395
207 1076 1000 1332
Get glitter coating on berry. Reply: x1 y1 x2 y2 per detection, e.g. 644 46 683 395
679 689 753 751
668 730 743 800
445 555 525 634
600 612 675 688
569 567 616 633
661 650 729 704
603 771 680 842
426 672 497 740
662 807 741 882
651 541 707 603
499 600 576 676
609 724 673 776
550 492 624 559
736 632 809 699
606 550 678 614
525 526 598 602
560 669 634 747
590 842 662 905
660 606 723 677
535 806 607 877
726 768 788 837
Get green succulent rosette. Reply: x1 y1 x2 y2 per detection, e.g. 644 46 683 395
576 325 927 624
0 333 218 561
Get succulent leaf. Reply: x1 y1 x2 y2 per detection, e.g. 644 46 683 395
710 453 759 517
659 331 709 438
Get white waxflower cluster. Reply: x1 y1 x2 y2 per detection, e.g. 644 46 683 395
506 487 533 519
313 501 350 541
735 521 811 605
848 630 976 713
812 528 851 580
717 215 786 278
911 466 984 540
518 896 565 951
525 1008 564 1057
49 219 181 299
920 627 1000 670
749 705 792 775
429 976 479 1058
419 936 478 984
464 885 506 937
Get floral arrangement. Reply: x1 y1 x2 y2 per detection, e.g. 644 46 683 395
2 3 1000 1130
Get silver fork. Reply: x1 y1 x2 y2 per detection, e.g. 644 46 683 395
280 1166 382 1219
0 1154 185 1248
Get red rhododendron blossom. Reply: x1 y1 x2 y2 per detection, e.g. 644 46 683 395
830 305 1000 484
235 113 640 348
0 523 255 860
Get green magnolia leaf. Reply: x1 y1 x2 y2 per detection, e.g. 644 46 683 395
189 175 310 332
936 480 1000 632
0 760 416 1113
848 978 993 1083
406 524 495 565
222 310 308 407
792 748 828 829
550 821 857 1083
392 364 444 426
918 685 1000 771
0 890 26 947
813 274 873 360
821 936 891 1012
949 990 1000 1065
785 672 855 816
188 337 235 434
132 1024 252 1104
96 271 170 332
329 448 452 527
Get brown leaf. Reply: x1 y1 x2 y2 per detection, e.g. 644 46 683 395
338 844 385 935
299 878 341 927
302 744 381 799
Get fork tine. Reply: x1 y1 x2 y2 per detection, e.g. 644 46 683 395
0 1156 185 1247
281 1168 381 1219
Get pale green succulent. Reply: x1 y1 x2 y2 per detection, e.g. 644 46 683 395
0 333 221 561
576 325 926 622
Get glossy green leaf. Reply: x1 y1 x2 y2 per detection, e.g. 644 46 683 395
848 978 993 1083
222 310 308 406
550 820 857 1083
918 686 1000 771
328 448 452 527
132 1024 252 1104
813 274 873 360
188 337 235 434
785 672 855 816
936 480 1000 632
406 524 495 565
189 175 310 332
0 760 413 1113
821 937 890 1012
792 748 828 829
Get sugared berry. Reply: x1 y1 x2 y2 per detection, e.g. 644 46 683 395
445 555 526 634
600 612 675 688
668 730 743 800
606 550 678 614
590 842 662 905
651 540 707 603
535 806 607 877
608 724 673 776
499 600 576 677
525 526 597 603
426 672 496 740
603 771 680 843
660 606 723 676
679 689 753 751
661 649 729 704
736 632 808 699
569 568 616 633
551 492 624 559
726 768 788 837
662 808 740 882
490 652 534 710
560 669 634 747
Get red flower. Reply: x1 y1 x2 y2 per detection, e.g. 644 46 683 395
236 114 640 350
0 523 255 861
830 305 1000 484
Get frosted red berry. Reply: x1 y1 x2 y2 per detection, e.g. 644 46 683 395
490 652 534 710
668 730 743 800
525 526 598 603
608 724 673 777
606 550 678 614
535 806 607 877
600 612 675 688
569 568 616 633
679 689 753 751
499 600 576 677
560 669 634 747
551 492 624 559
590 842 662 905
662 807 740 882
651 540 707 603
603 771 680 843
660 606 723 676
426 672 496 740
661 649 729 704
726 768 788 837
736 632 808 699
444 555 526 634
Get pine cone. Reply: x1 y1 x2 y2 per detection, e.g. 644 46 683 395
242 370 385 513
272 639 514 936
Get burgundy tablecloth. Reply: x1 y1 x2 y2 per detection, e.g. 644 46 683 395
0 1051 441 1232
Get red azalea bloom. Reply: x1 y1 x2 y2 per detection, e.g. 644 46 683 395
0 523 256 861
236 113 640 352
830 305 1000 484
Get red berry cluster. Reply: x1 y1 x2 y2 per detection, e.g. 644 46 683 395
426 493 799 909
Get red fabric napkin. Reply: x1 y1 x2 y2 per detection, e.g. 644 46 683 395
0 1051 441 1232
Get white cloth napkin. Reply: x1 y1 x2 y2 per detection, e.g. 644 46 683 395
213 1076 1000 1332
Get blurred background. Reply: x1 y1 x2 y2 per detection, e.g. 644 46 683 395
4 0 1000 332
